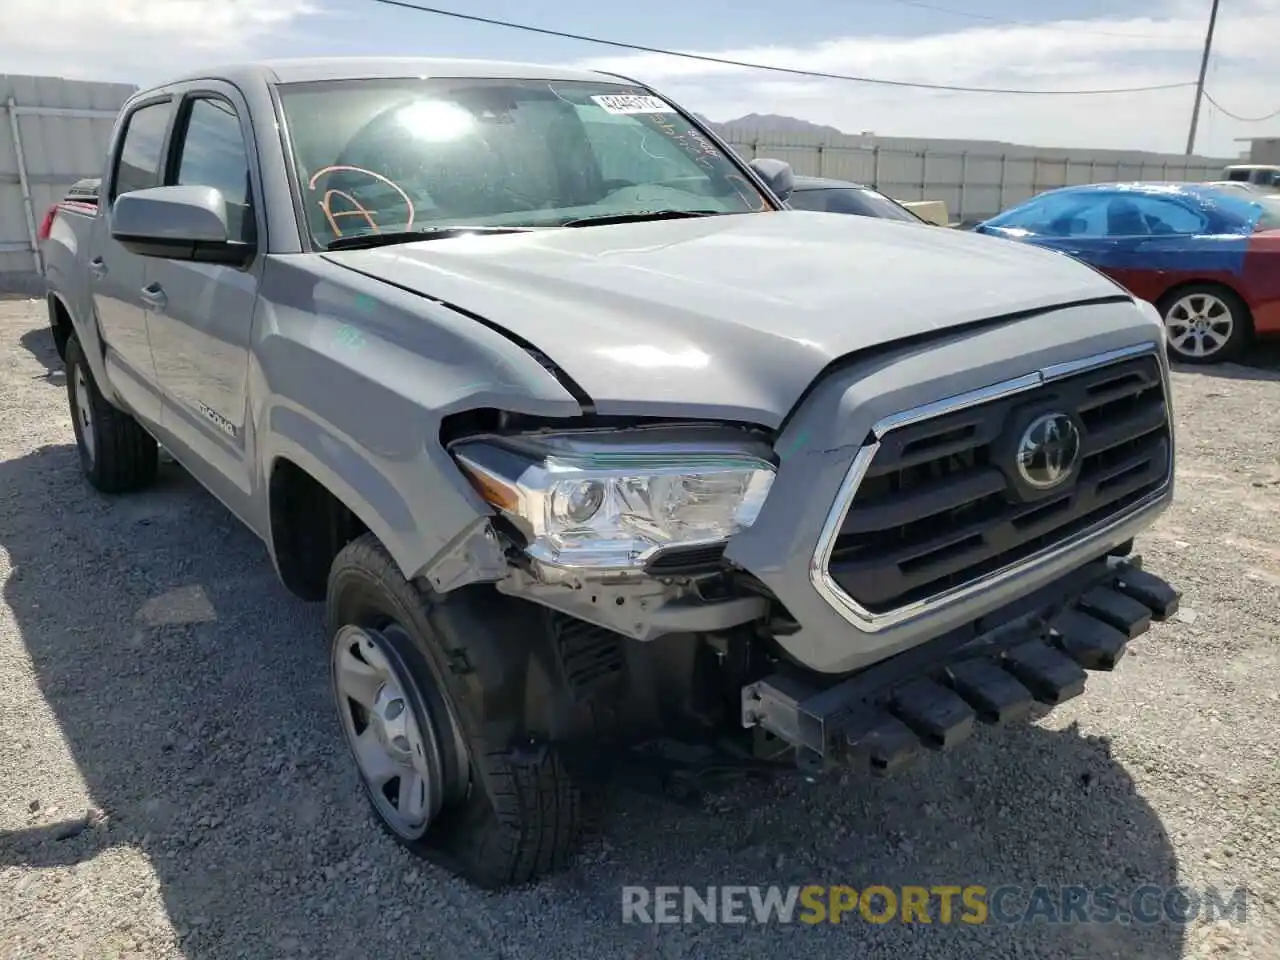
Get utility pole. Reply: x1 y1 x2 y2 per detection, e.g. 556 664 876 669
1185 0 1221 156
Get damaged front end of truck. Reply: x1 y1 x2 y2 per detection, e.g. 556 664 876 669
423 325 1180 789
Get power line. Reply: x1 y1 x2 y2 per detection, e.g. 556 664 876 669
879 0 1200 42
1203 91 1280 123
369 0 1196 96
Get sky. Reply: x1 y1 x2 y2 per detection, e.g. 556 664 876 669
4 0 1279 158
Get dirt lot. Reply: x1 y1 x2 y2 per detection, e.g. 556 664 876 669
0 296 1277 960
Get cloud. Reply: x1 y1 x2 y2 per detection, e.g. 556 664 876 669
0 0 316 83
2 0 1276 158
573 0 1280 157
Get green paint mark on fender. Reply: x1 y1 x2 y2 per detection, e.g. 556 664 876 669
332 324 368 352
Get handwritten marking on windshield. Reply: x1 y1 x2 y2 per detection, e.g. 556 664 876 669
726 173 770 212
308 165 416 237
318 189 379 236
686 127 721 163
645 115 715 171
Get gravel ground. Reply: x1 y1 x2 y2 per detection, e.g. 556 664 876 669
0 295 1277 960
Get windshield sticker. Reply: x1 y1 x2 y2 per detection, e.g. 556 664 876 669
591 94 676 115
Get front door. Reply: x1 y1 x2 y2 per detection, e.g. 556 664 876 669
92 97 175 426
143 87 264 526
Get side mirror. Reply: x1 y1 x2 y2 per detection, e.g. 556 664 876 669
749 158 795 202
112 185 253 266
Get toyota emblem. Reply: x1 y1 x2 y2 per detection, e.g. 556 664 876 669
1016 413 1081 490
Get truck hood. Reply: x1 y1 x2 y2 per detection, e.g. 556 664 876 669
321 210 1126 426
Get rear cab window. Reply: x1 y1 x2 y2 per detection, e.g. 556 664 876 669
110 100 173 202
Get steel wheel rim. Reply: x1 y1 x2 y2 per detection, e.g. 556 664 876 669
74 364 95 463
1164 293 1234 359
333 624 443 839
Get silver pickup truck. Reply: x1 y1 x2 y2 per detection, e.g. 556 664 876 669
41 57 1180 889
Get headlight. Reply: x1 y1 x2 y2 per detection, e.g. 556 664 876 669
451 428 776 571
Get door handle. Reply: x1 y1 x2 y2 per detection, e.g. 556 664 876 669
89 257 107 279
140 282 167 311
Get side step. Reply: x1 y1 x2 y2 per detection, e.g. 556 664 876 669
741 556 1179 775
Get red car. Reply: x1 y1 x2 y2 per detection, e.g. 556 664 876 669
975 182 1280 364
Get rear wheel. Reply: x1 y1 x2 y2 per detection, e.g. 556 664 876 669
65 334 158 492
326 534 586 888
1159 284 1251 364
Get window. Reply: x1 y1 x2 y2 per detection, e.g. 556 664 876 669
112 101 173 200
982 192 1109 237
985 191 1207 238
1105 196 1206 236
174 97 254 243
1254 198 1280 231
277 78 770 247
788 186 923 223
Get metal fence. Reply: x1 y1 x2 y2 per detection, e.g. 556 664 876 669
716 126 1231 223
1 75 135 294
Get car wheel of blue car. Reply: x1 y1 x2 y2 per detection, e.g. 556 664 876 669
1159 284 1251 365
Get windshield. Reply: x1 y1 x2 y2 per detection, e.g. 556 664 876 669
277 78 772 247
788 185 922 223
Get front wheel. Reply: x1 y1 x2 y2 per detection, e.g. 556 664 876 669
1159 284 1251 365
326 534 586 888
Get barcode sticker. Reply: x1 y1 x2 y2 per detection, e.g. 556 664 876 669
590 94 676 115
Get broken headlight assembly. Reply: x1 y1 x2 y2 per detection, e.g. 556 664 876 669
450 427 776 572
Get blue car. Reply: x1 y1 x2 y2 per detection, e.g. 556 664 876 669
974 183 1280 364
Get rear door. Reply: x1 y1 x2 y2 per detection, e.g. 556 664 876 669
91 96 175 425
142 83 264 523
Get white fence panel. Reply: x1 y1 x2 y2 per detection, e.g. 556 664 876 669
1 74 135 294
715 125 1232 223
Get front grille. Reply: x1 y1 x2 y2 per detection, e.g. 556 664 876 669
826 353 1171 615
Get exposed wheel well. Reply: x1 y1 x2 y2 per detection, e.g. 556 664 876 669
269 458 369 602
48 295 73 361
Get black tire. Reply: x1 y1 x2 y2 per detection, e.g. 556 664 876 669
52 322 70 363
65 334 159 492
326 534 586 889
1157 283 1252 365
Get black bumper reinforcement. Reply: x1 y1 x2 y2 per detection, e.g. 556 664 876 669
741 555 1179 775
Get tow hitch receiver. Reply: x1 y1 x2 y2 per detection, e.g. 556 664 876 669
741 556 1179 775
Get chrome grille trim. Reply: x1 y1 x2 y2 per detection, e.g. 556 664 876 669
809 341 1174 633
